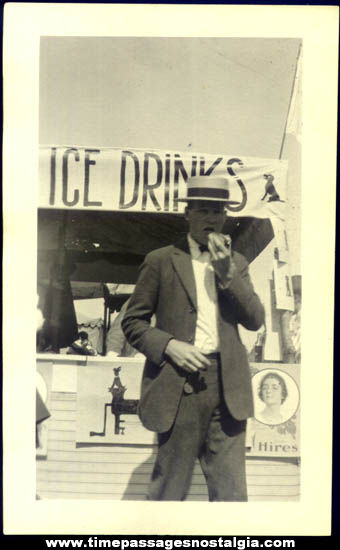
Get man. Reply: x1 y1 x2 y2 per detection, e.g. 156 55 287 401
122 175 265 501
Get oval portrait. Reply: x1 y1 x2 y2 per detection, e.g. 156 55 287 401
252 368 300 426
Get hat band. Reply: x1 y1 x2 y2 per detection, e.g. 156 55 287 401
187 187 230 200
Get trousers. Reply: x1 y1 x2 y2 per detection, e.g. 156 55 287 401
148 355 248 501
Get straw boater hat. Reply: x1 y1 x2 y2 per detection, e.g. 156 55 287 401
178 175 240 205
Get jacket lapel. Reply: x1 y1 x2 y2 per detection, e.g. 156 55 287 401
171 237 197 311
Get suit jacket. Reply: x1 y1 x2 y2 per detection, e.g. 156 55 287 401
122 237 265 433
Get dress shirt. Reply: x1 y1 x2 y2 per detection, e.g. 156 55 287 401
187 234 220 354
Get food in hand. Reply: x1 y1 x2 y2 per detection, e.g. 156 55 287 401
208 232 231 252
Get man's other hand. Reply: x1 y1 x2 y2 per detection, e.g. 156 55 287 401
164 339 211 373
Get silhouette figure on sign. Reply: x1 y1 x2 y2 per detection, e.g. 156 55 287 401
89 367 138 437
261 174 285 203
109 366 126 395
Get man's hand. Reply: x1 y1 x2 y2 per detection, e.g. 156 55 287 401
164 339 211 373
208 232 236 285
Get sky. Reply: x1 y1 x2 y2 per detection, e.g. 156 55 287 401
39 37 300 158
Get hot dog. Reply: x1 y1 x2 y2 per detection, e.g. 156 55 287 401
208 232 231 253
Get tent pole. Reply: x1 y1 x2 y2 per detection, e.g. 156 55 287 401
279 42 302 160
51 210 69 353
278 42 302 363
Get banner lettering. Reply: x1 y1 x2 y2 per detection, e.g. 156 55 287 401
39 146 288 219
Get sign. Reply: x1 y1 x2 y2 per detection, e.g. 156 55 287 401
36 361 53 458
273 258 295 311
39 146 288 219
246 363 300 458
75 359 299 457
76 360 155 445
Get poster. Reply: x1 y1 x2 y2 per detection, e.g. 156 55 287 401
76 360 155 445
36 361 53 458
247 364 300 458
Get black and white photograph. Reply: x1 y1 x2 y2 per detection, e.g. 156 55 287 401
3 3 338 537
36 34 301 503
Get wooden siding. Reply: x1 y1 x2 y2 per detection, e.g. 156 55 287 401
36 392 300 501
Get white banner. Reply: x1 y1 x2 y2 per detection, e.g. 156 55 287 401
39 146 288 218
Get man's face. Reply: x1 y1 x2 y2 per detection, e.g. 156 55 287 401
185 200 226 245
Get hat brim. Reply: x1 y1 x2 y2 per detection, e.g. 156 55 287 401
177 197 241 205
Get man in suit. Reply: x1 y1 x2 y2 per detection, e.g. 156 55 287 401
122 175 265 501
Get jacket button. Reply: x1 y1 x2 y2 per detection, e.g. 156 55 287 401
183 382 194 395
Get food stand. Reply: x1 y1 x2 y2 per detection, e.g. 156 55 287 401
36 146 300 501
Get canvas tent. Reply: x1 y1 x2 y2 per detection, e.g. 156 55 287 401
38 209 275 284
38 145 289 352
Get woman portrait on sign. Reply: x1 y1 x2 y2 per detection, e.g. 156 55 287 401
257 371 288 425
